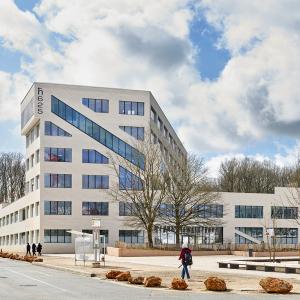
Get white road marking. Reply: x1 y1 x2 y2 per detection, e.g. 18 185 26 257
5 268 71 294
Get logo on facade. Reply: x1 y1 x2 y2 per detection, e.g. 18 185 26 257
37 87 44 114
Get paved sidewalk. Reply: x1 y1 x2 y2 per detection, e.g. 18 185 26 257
35 254 300 295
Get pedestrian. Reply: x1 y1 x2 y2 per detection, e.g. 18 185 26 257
179 242 192 280
32 243 37 256
37 243 42 256
26 243 31 256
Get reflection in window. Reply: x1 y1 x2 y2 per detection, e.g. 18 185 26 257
119 101 144 115
82 98 109 113
44 229 71 243
44 121 71 137
44 147 72 162
119 230 144 244
44 201 72 215
82 202 109 216
82 175 109 189
51 96 144 168
44 174 72 188
119 166 143 190
119 126 144 140
82 149 109 164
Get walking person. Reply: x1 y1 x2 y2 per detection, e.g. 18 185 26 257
26 243 31 256
37 243 42 256
32 243 37 256
179 242 192 280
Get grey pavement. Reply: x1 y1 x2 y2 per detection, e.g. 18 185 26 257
0 257 298 300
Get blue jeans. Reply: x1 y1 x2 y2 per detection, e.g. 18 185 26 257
181 263 190 279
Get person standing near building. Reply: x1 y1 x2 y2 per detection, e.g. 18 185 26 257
37 243 42 256
26 243 31 256
32 243 37 256
179 243 192 280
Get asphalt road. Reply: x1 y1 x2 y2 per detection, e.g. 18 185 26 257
0 258 298 300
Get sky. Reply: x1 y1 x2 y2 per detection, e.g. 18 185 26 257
1 0 300 177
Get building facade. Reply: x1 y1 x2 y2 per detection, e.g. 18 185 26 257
0 82 186 253
0 83 299 253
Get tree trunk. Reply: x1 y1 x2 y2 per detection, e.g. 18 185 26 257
175 227 181 248
146 225 154 248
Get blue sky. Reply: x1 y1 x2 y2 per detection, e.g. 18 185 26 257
1 0 300 176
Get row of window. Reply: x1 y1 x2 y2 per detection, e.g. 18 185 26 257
44 174 72 188
25 175 40 194
82 149 109 164
26 149 40 171
26 123 40 148
119 126 144 140
235 205 298 219
119 101 144 116
43 148 109 164
82 175 109 189
0 203 39 227
44 147 72 162
43 229 144 244
45 121 72 137
150 107 182 156
51 96 144 168
44 201 72 215
235 206 263 219
82 98 109 113
235 227 298 244
119 166 143 190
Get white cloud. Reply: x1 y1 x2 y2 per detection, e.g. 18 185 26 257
1 0 300 157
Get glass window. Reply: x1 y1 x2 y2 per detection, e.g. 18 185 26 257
92 123 100 141
44 201 51 215
44 121 71 137
119 101 125 114
82 202 109 216
137 102 144 116
102 99 109 113
51 96 144 168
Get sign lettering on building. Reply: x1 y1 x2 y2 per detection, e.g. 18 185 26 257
37 87 44 114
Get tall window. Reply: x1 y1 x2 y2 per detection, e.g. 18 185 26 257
119 230 144 244
119 101 144 115
21 98 34 129
82 175 109 189
82 149 108 164
82 98 109 113
44 201 72 215
271 206 298 219
44 147 72 162
235 206 263 218
44 121 71 137
51 96 144 168
82 202 109 216
119 126 144 140
44 174 72 188
44 229 71 243
119 166 143 190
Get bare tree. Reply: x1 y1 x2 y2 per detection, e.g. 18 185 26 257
109 134 167 248
218 157 293 194
0 152 25 203
159 155 221 246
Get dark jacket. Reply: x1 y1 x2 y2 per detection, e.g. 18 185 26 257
26 244 31 251
179 247 191 264
32 244 36 251
37 243 42 252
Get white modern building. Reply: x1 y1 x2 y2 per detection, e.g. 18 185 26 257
0 82 299 253
0 82 186 253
